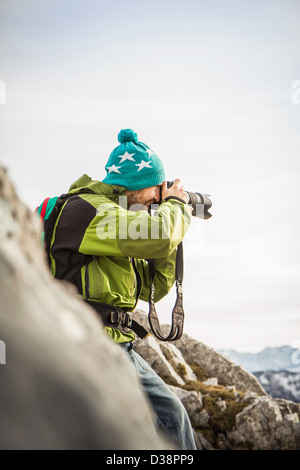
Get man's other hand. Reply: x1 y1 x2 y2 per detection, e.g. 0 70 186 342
161 179 189 204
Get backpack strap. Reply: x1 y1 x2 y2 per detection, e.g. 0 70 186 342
62 255 95 282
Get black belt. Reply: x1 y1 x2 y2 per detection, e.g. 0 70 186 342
84 300 149 339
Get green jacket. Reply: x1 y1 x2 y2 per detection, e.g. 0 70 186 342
50 174 191 343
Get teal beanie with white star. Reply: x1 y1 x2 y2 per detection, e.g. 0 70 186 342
102 129 166 190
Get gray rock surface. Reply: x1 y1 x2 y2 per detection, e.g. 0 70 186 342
134 336 185 386
174 333 267 396
133 310 266 396
159 343 197 382
228 396 300 450
169 386 204 428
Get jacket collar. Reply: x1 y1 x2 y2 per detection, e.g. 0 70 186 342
68 174 127 203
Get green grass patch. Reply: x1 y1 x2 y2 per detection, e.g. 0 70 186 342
190 364 207 382
236 440 254 450
203 393 248 433
182 379 250 434
174 363 187 380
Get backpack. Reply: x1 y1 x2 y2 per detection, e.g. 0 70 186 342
35 190 95 281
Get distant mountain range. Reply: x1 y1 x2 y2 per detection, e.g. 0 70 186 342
218 345 300 403
253 370 300 403
218 345 300 373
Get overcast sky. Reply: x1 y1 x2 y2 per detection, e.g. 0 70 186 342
0 0 299 352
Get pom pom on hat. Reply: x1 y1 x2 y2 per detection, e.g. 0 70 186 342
118 129 138 144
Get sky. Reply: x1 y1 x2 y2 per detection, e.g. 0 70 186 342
0 0 299 352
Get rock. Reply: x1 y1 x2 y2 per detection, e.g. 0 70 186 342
274 408 300 449
283 413 299 423
216 398 227 412
194 432 215 450
216 433 231 450
132 312 300 450
196 409 211 428
242 391 258 401
274 398 300 418
230 396 300 450
159 343 197 382
203 377 218 386
173 333 267 396
193 433 204 450
134 336 185 386
224 385 240 399
169 386 203 410
169 386 204 428
0 166 171 450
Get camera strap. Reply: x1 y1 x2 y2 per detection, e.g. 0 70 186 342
148 242 184 341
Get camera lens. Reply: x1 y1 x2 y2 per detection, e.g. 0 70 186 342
161 181 212 219
186 191 212 219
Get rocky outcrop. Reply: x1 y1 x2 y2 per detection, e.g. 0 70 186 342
133 311 300 450
228 396 300 450
134 312 266 396
0 166 171 450
174 334 267 396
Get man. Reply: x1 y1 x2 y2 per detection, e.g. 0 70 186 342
49 129 196 449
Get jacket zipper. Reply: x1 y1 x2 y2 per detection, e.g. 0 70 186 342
85 263 90 300
131 258 141 310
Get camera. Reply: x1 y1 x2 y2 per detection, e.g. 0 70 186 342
165 181 212 219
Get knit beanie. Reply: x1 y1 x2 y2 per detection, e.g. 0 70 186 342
102 129 166 190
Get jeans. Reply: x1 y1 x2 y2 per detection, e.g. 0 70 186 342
121 342 197 450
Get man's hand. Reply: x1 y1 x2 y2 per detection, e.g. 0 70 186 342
161 179 189 204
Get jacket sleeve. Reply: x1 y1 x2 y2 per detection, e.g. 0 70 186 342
78 198 192 260
136 250 178 303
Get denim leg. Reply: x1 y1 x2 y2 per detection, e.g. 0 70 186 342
121 343 196 450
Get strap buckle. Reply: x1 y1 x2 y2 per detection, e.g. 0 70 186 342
176 281 183 295
110 310 133 328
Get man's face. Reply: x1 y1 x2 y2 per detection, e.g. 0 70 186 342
125 185 161 211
